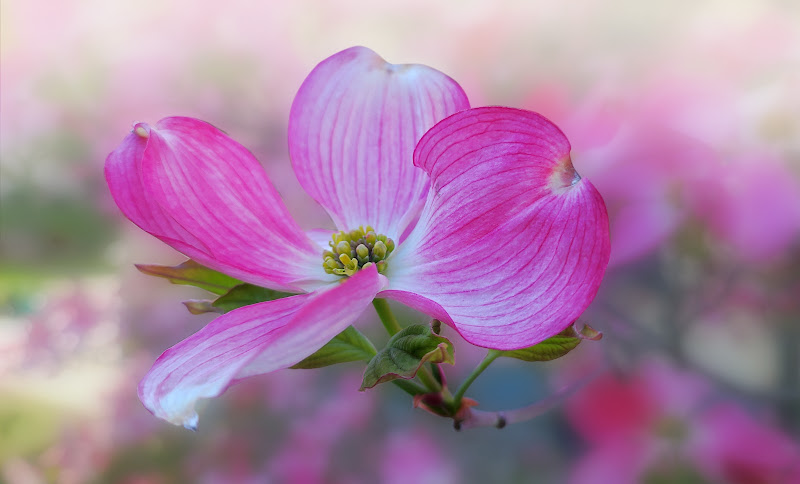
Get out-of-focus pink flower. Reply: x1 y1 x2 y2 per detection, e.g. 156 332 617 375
106 46 610 428
266 373 375 483
564 359 800 484
692 404 800 484
634 71 800 264
686 154 800 264
380 429 460 484
17 282 115 370
39 424 114 484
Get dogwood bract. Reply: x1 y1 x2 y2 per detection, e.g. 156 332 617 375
105 46 610 428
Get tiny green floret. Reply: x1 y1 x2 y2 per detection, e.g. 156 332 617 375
323 225 395 276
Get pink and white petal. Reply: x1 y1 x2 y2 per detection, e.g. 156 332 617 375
106 117 323 292
138 266 385 429
305 228 335 251
106 128 207 254
385 107 610 350
289 46 470 240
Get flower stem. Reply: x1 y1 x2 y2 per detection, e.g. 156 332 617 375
392 379 428 396
372 298 402 336
452 350 501 405
416 365 442 393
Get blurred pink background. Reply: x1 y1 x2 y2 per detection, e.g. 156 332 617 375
2 1 799 483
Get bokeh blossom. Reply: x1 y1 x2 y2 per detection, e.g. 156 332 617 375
6 1 800 482
565 359 800 484
380 429 460 484
105 46 610 428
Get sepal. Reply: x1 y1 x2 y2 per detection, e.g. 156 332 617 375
291 326 377 369
182 299 223 315
494 322 602 362
211 283 294 313
136 259 242 295
360 324 455 390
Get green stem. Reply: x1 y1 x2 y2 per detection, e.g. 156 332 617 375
452 350 501 405
372 298 402 336
416 365 442 393
392 379 428 396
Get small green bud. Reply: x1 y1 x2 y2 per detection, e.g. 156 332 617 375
376 261 387 273
372 240 387 260
385 238 395 253
335 240 351 255
362 261 374 271
323 250 335 259
356 244 369 259
378 234 387 243
365 232 377 245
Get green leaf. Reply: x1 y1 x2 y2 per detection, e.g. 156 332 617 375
360 324 455 390
495 322 602 362
291 326 377 369
136 259 242 295
212 284 293 313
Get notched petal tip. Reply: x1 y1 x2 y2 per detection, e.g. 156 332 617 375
360 47 393 70
549 155 582 193
341 45 402 73
352 46 444 81
133 122 151 139
182 415 199 432
289 46 469 239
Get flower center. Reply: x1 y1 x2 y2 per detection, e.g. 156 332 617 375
323 225 395 276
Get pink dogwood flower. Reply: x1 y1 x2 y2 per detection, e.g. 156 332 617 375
105 46 610 428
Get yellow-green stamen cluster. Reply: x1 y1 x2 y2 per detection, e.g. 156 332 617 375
323 225 395 276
